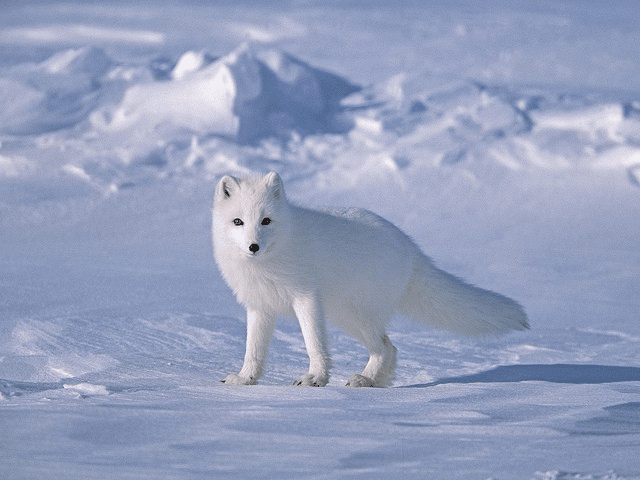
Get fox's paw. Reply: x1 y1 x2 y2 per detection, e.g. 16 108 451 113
293 373 328 387
221 373 257 386
346 374 377 388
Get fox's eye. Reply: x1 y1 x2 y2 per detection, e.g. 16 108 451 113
261 217 271 226
233 218 244 226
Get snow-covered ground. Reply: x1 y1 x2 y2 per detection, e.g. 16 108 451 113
1 1 640 479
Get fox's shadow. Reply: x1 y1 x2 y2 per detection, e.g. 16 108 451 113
404 364 640 388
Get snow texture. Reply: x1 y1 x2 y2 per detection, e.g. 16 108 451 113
1 1 639 479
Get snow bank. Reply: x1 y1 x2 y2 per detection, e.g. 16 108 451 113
93 44 358 143
0 43 357 143
0 46 113 134
2 42 640 196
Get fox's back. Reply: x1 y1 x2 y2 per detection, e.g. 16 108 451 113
285 206 421 307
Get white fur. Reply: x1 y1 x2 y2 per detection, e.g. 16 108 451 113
212 172 529 387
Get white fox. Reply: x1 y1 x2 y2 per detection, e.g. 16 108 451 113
212 172 528 387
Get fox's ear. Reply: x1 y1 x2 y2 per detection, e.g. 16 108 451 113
264 171 284 200
216 175 240 200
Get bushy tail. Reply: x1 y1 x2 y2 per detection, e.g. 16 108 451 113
399 255 529 336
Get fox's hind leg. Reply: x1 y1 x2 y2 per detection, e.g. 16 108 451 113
332 305 397 388
346 333 397 388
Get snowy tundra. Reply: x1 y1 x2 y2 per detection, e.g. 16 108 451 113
213 172 529 387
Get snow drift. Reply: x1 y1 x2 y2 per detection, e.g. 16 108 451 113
0 43 358 143
2 42 640 196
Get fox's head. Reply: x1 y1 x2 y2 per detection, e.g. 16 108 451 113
213 171 291 260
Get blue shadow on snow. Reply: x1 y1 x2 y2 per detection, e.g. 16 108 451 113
404 364 640 388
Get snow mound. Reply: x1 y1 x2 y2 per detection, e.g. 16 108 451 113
342 74 640 184
0 43 358 143
2 43 639 197
91 43 359 143
0 46 113 135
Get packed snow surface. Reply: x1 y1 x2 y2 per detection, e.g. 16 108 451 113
1 1 639 479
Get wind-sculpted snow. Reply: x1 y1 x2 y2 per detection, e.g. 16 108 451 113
2 43 640 201
0 46 113 135
0 43 358 143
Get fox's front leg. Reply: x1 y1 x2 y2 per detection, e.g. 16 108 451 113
222 309 275 385
292 295 332 387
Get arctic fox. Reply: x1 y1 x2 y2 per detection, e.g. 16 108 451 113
213 172 528 387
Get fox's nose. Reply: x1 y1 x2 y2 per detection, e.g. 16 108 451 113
249 243 260 254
